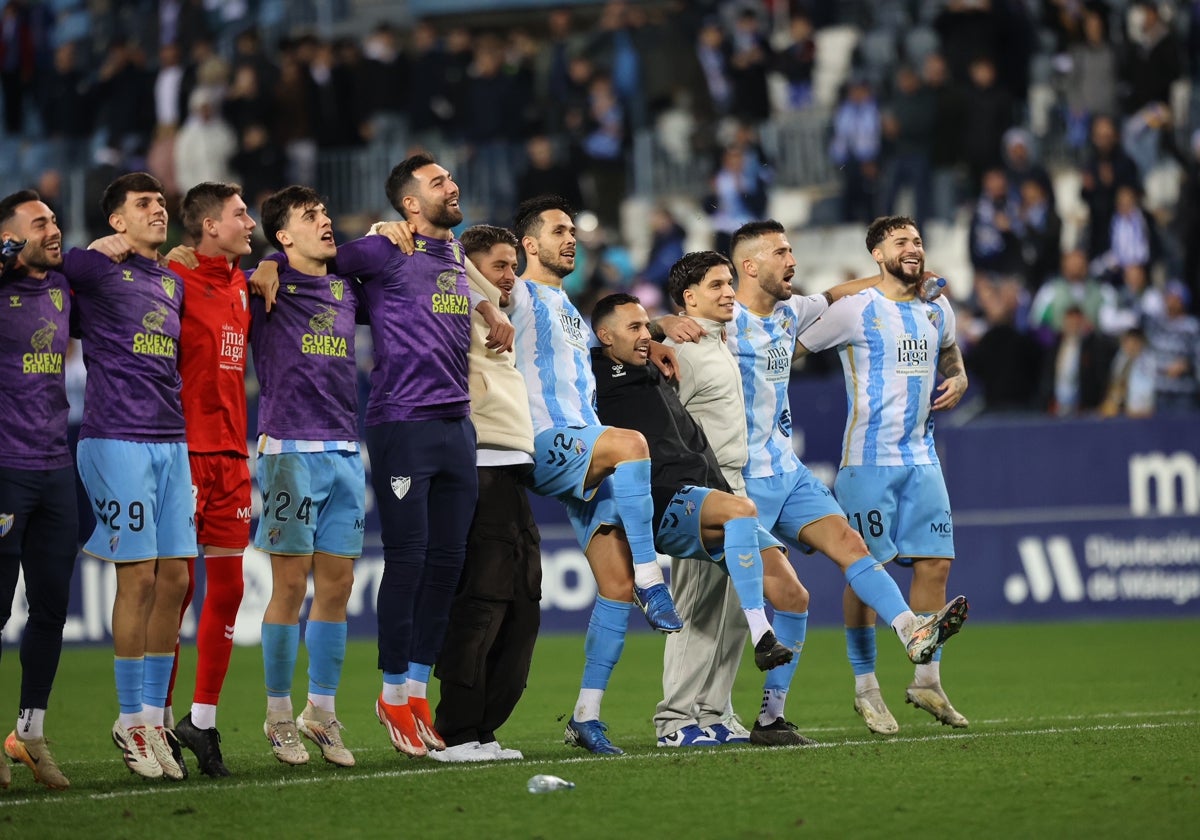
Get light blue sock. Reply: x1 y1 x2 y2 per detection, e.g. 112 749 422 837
846 626 878 676
383 671 408 685
763 610 807 692
723 516 765 610
142 653 174 709
305 620 347 697
611 459 657 566
915 613 943 662
408 662 432 684
845 557 908 626
114 657 144 715
581 596 632 690
262 622 300 698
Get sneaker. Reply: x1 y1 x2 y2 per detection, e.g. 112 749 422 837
408 697 446 750
111 721 163 779
263 712 310 765
478 740 523 760
633 583 683 633
704 716 751 744
753 630 794 671
174 714 230 777
906 683 969 728
854 688 899 735
750 717 818 747
4 730 70 790
564 717 624 755
427 741 490 763
149 727 187 780
656 724 719 748
375 696 427 757
905 596 969 665
296 702 355 767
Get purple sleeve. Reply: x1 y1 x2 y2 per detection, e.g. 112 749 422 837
332 236 397 282
62 248 109 291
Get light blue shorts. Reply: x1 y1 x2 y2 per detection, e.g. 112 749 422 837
561 474 620 552
254 450 366 558
656 486 783 563
529 426 609 501
746 465 844 554
834 464 954 565
77 438 197 562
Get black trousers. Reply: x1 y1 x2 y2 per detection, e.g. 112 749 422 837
434 465 541 747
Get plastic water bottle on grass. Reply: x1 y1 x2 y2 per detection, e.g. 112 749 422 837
527 774 575 794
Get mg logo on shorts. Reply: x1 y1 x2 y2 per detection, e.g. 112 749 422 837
0 513 13 538
391 475 411 501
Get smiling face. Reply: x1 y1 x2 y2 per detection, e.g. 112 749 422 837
4 200 62 275
407 162 463 230
684 263 736 323
471 242 518 305
872 223 925 287
598 301 652 366
525 209 577 279
210 193 257 258
110 190 168 251
278 202 336 264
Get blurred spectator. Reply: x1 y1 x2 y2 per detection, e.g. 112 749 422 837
94 38 156 163
441 26 475 141
829 78 881 223
516 135 583 211
969 168 1023 276
536 7 587 133
1031 249 1114 334
776 13 815 110
1080 114 1140 259
1177 130 1200 314
1040 305 1116 416
153 43 185 129
407 22 454 147
1098 262 1166 336
1099 185 1160 278
158 0 210 57
272 52 316 185
41 41 93 174
934 0 1001 84
0 0 40 136
1002 128 1053 204
1100 327 1157 417
1121 101 1174 178
922 52 967 221
582 73 627 229
177 37 228 131
310 39 364 150
462 36 521 224
636 204 687 299
1147 281 1200 411
232 123 286 214
965 274 1044 412
1063 8 1118 149
961 55 1016 191
1015 177 1062 291
727 6 772 125
224 63 274 148
587 1 645 130
881 64 935 224
175 87 237 190
705 143 767 256
1119 1 1181 116
694 17 732 119
231 27 278 94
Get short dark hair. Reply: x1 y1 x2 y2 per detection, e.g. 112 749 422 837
513 194 574 244
591 291 641 335
729 219 785 260
181 182 243 240
460 224 518 259
260 185 323 251
100 172 164 218
385 152 438 217
0 189 42 228
865 215 919 252
667 250 733 309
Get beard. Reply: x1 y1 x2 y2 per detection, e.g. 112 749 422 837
884 256 923 287
426 201 464 229
21 243 62 271
540 251 574 278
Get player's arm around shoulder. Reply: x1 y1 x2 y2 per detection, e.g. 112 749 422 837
932 296 967 411
796 291 865 356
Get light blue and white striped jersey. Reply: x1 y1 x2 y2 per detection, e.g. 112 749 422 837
797 288 957 467
504 278 600 434
727 294 828 478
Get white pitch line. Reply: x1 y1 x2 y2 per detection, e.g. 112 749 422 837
1 717 1197 808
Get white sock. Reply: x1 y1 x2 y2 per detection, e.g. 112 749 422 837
632 562 665 589
914 661 940 686
743 608 772 645
266 696 292 714
757 688 787 726
16 707 45 739
142 704 165 727
308 693 335 713
891 609 919 641
190 702 217 730
382 682 408 705
406 678 427 700
573 688 604 722
164 706 175 729
119 711 143 729
854 672 881 694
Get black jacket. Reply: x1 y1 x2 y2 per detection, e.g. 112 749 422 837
590 348 728 527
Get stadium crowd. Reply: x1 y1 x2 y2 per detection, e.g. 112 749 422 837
0 0 1196 789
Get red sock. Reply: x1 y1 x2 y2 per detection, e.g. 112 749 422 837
193 554 245 705
166 557 197 709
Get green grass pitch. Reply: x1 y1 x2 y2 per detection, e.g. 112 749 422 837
1 619 1197 838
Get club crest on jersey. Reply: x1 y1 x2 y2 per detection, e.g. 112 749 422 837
683 500 696 516
391 475 411 501
109 534 120 553
451 241 462 263
0 513 13 538
161 275 176 298
329 278 344 301
572 439 587 456
268 527 281 546
240 289 248 310
49 288 63 311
